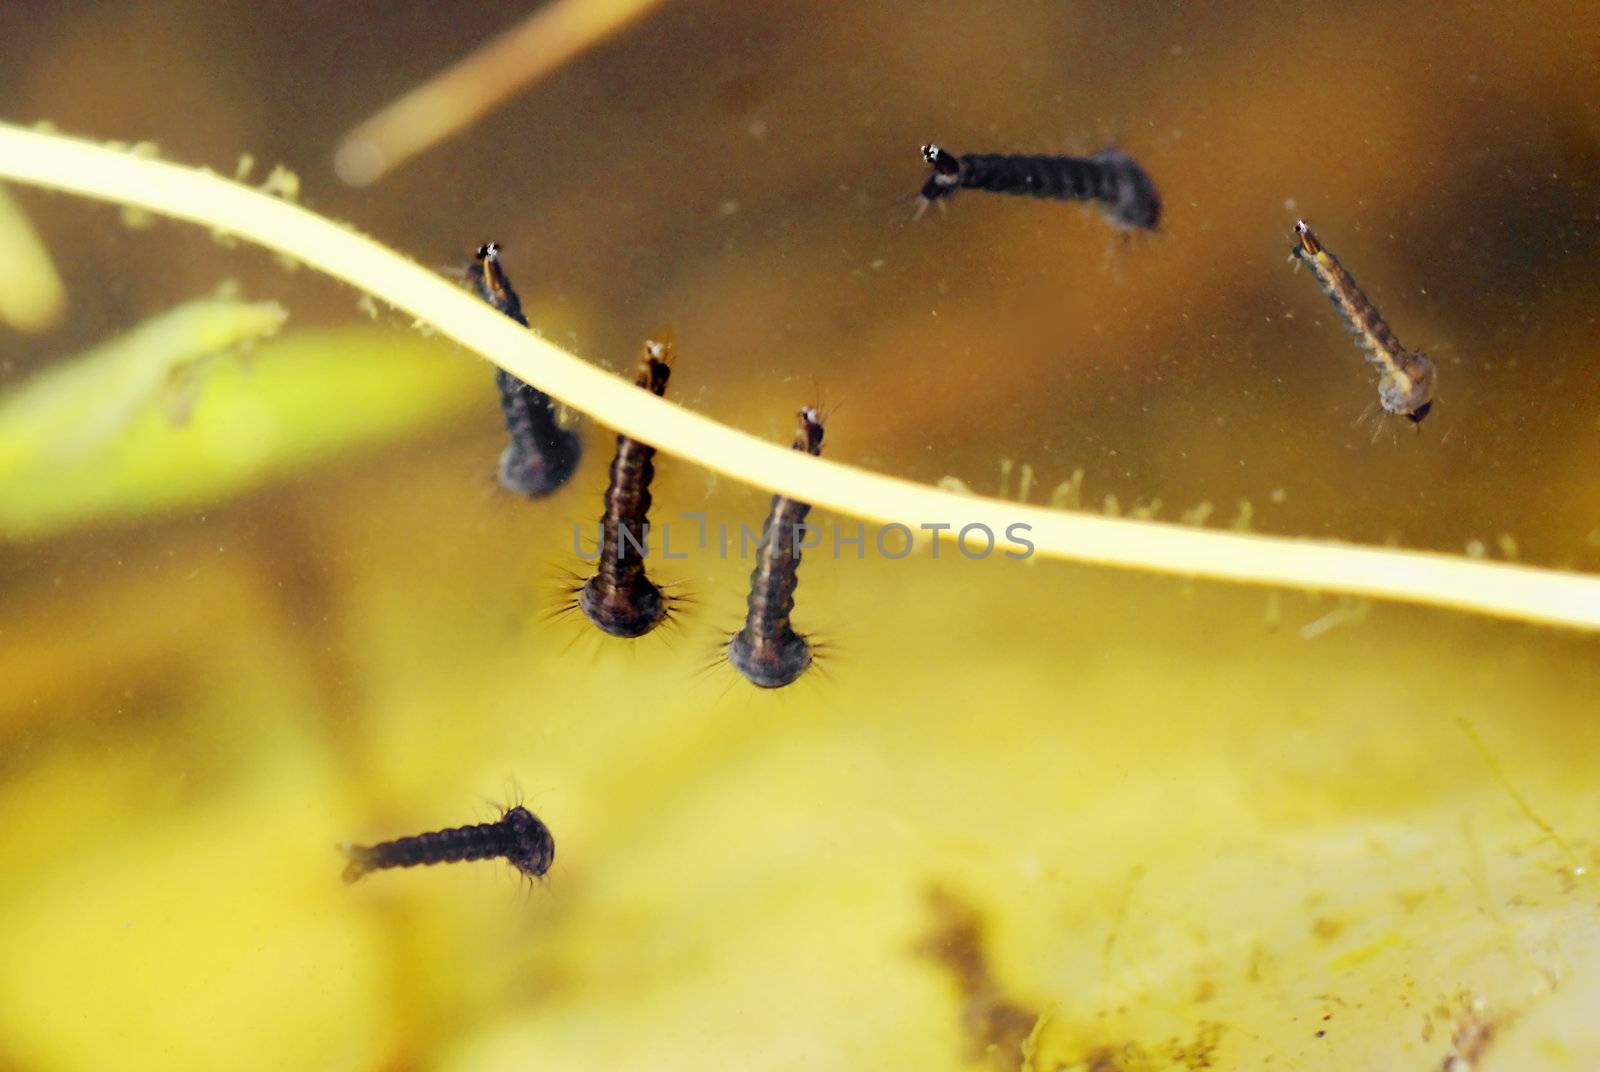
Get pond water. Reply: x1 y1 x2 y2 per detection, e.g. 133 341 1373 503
1 2 1597 1069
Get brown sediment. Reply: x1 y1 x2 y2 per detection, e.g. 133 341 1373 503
916 886 1040 1071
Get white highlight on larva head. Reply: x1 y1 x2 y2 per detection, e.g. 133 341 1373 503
645 339 667 359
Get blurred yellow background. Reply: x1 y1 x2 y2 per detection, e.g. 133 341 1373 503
1 2 1598 1069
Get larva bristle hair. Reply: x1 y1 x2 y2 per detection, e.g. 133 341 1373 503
340 804 555 884
1290 219 1436 423
465 242 583 496
577 339 675 638
726 407 825 689
915 144 1162 231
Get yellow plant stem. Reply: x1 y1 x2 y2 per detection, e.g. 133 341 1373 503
2 121 1598 631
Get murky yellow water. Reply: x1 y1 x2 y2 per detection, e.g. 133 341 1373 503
2 3 1598 1069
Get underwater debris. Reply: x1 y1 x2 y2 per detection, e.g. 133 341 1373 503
1436 993 1499 1072
256 163 300 202
341 803 554 883
0 295 286 481
1299 598 1371 640
0 183 67 332
917 886 1040 1072
1290 220 1436 424
938 475 975 495
1050 469 1086 510
464 242 583 497
576 338 674 638
917 144 1161 230
726 407 825 689
1017 463 1035 503
1458 718 1584 876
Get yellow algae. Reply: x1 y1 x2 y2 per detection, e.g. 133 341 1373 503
0 9 1599 1068
938 475 974 495
0 324 484 537
1459 718 1583 875
1050 468 1085 510
257 163 300 201
1327 930 1402 970
0 297 286 479
0 183 67 332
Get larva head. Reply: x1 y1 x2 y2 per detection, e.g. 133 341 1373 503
638 338 673 397
796 407 825 457
467 240 525 323
921 144 960 176
918 144 962 205
500 805 555 879
727 627 813 689
1292 219 1322 257
1380 351 1436 423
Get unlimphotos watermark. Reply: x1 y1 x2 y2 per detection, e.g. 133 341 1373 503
572 512 1035 561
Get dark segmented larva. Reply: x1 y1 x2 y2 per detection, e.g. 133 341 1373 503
917 144 1162 230
726 407 825 689
466 242 583 495
1290 220 1435 423
577 339 673 638
341 804 554 883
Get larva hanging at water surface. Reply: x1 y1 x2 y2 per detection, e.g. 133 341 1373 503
465 241 583 495
725 406 826 689
1289 220 1436 424
574 337 676 638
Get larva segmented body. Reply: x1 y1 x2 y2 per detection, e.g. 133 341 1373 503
918 144 1161 230
466 242 582 495
726 407 825 689
1290 220 1435 423
341 804 554 883
577 339 674 638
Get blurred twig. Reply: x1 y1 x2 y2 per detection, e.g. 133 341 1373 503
0 183 67 333
333 0 666 186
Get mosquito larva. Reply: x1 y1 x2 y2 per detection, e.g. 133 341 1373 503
340 803 554 883
726 407 824 689
917 144 1162 230
1290 220 1436 423
466 242 583 495
577 339 674 638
